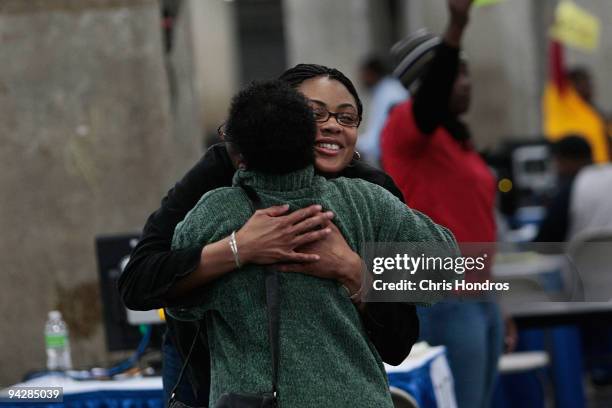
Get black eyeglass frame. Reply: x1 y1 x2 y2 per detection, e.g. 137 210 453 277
216 104 362 139
310 107 361 128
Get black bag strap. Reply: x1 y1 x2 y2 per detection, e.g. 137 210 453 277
169 184 280 402
241 184 280 398
169 321 202 403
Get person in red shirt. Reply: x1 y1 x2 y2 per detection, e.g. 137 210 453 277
381 1 507 407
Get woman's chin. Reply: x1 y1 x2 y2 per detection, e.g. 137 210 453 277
314 156 346 175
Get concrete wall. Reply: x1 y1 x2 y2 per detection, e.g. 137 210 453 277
167 0 205 148
283 0 373 95
0 0 200 386
189 0 239 138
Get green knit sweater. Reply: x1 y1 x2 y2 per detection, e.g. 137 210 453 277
168 166 456 408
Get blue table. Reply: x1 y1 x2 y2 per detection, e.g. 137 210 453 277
0 376 163 408
386 343 457 408
3 345 452 408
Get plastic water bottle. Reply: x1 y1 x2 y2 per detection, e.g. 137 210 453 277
45 310 72 371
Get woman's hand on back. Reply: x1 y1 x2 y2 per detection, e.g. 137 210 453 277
276 223 363 295
236 204 335 265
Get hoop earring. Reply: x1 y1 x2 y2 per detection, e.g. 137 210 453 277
347 150 361 167
237 154 247 170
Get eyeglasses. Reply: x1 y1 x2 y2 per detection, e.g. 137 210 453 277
310 106 361 128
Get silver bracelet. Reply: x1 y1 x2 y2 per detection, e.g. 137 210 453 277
343 262 370 304
229 231 242 268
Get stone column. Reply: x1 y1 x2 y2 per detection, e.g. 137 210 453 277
0 0 200 386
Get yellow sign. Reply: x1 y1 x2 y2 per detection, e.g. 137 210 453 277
474 0 504 7
549 0 600 51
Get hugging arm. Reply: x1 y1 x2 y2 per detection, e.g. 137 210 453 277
118 145 333 310
118 145 234 310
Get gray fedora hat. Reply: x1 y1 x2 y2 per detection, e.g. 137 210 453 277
391 29 441 90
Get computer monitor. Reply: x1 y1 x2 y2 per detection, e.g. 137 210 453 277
95 234 164 352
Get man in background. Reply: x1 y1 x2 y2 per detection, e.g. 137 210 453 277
534 135 593 242
543 42 611 163
568 163 612 240
357 56 409 167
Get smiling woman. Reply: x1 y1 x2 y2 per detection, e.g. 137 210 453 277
167 79 457 407
298 77 359 174
278 65 363 175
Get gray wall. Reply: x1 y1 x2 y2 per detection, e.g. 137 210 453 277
189 0 239 137
283 0 373 94
0 0 200 386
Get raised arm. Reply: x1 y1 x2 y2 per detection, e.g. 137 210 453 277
412 0 472 134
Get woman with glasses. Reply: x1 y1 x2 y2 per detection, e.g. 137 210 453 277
167 79 456 407
119 64 422 405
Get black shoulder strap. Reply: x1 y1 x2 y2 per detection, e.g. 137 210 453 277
170 184 281 402
241 184 280 398
169 321 201 402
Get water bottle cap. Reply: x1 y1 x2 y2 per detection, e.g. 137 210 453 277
49 310 62 320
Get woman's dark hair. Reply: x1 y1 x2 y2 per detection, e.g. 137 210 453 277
225 80 316 174
279 63 363 119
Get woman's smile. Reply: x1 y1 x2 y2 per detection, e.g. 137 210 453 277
315 138 344 156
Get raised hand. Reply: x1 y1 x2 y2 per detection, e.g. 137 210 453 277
445 0 474 47
449 0 474 25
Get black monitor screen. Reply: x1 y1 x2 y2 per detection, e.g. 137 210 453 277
95 234 163 352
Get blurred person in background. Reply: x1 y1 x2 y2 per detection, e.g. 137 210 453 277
567 67 612 161
357 55 409 167
533 135 593 243
544 42 612 163
119 64 420 405
568 67 594 107
568 160 612 386
381 0 509 407
568 162 612 240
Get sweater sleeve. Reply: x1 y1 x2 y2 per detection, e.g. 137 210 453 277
166 188 240 321
347 180 458 364
117 144 234 311
367 181 460 286
370 181 457 248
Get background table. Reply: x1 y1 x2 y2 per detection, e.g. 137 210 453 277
2 343 453 408
386 343 457 408
0 375 163 408
493 251 612 408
